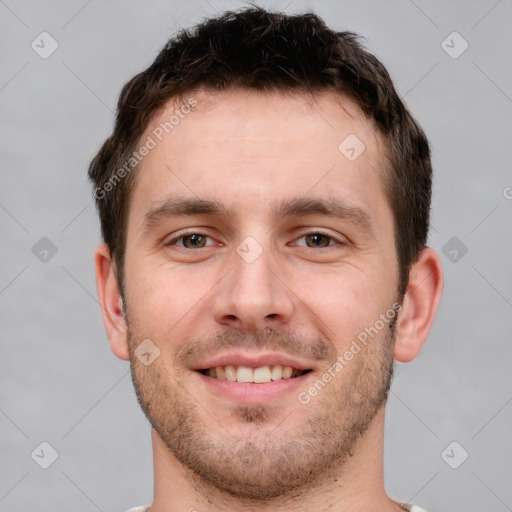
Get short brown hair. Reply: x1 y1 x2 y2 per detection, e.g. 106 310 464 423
88 7 432 298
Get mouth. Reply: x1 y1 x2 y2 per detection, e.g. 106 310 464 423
196 365 312 383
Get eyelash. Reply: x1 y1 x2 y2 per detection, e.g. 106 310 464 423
166 230 343 249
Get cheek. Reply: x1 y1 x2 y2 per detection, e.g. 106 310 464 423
125 260 215 335
296 266 393 347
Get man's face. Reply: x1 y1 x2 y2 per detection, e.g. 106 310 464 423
122 90 400 499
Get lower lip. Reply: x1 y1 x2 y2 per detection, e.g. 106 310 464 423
194 371 312 404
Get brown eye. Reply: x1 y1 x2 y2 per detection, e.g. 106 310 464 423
181 234 207 248
304 233 332 248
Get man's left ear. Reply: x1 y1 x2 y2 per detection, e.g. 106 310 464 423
394 247 444 362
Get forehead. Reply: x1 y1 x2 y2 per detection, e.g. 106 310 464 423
146 89 385 160
128 89 391 228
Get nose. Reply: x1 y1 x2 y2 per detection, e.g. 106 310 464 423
212 242 295 332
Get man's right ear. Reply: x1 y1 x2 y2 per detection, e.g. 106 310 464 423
94 243 130 360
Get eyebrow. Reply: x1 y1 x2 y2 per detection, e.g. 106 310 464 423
274 197 374 235
142 197 231 233
141 195 374 236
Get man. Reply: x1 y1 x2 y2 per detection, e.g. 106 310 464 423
89 7 443 512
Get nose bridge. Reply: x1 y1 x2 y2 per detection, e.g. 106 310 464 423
213 235 294 330
234 238 274 298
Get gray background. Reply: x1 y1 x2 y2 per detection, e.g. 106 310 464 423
1 0 511 510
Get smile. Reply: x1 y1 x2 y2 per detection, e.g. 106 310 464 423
197 364 312 383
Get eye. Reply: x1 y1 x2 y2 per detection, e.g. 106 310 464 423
295 232 337 248
169 233 215 249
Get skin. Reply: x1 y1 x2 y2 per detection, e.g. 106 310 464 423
95 89 443 512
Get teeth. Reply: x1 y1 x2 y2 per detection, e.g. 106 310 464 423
253 366 271 383
204 364 305 383
236 365 253 383
282 366 293 379
215 366 225 379
225 365 236 381
271 365 283 380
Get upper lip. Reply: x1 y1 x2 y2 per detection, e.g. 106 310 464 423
191 351 317 371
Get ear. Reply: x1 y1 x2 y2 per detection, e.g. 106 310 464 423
394 247 444 363
94 243 130 360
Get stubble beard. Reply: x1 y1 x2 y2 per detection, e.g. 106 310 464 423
127 318 397 502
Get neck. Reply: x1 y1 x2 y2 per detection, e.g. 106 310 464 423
148 407 402 512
